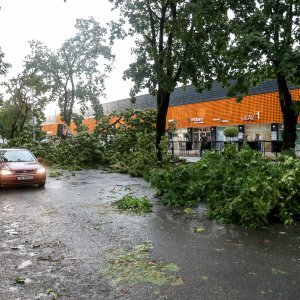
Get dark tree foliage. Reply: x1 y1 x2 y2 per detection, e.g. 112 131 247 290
109 0 229 159
222 0 300 150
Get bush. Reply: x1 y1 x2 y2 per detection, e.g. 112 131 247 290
223 127 239 138
149 144 300 228
272 156 300 223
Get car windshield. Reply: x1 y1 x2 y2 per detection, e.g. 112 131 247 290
0 150 36 162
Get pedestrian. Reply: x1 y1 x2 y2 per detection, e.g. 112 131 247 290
61 123 71 140
199 133 208 157
242 132 248 145
170 141 174 155
254 133 262 151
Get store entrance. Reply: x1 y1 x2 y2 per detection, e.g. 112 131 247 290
192 128 211 142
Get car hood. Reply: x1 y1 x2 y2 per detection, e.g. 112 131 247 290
0 162 42 171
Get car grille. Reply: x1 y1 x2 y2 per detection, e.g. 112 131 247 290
9 179 36 184
15 170 35 174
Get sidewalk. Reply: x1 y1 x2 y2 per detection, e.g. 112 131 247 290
179 156 201 163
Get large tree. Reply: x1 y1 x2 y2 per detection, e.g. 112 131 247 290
25 17 113 126
109 0 228 159
223 0 300 150
0 72 48 139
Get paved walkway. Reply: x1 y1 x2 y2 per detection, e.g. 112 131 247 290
180 156 201 163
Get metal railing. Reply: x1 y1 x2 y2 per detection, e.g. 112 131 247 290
168 140 300 159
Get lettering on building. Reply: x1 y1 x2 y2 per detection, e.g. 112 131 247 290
242 112 261 121
213 118 229 123
188 117 204 124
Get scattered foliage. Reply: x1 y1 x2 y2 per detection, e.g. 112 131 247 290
48 170 64 177
103 242 182 287
115 194 152 214
271 268 287 275
14 277 25 285
193 226 205 233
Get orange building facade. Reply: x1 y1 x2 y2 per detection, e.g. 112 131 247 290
167 89 300 140
42 80 300 152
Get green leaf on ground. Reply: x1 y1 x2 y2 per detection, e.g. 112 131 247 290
184 208 192 214
103 242 182 287
48 170 64 177
272 268 287 275
14 277 25 285
193 226 205 233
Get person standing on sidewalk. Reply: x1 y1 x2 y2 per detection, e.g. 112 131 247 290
255 133 262 151
199 133 208 157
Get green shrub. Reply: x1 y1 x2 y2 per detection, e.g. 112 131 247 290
223 127 239 138
149 144 300 228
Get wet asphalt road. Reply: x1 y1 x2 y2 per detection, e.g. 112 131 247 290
0 169 299 300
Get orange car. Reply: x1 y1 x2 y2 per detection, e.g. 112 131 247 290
0 148 46 188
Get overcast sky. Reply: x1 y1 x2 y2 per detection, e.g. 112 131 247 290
0 0 135 114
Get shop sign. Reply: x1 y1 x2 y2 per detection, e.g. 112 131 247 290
242 112 261 121
213 118 229 123
188 117 204 124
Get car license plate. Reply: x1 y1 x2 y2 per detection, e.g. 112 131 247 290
17 175 34 180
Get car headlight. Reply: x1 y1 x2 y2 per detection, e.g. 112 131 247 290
36 168 46 174
0 169 13 175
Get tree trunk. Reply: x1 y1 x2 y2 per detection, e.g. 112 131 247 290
156 87 170 161
64 75 75 126
276 73 299 150
19 105 30 132
10 120 18 139
10 125 16 139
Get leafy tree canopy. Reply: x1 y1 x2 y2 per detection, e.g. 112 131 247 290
25 17 114 125
222 0 300 95
0 72 48 139
109 0 229 158
110 0 229 95
219 0 300 150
